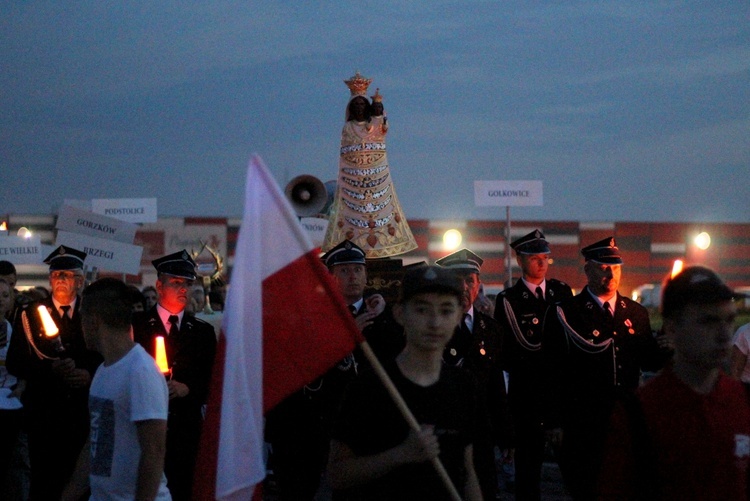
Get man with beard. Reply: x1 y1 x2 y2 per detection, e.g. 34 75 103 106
7 245 103 500
542 237 665 500
436 248 510 501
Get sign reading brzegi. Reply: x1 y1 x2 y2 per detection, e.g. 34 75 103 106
56 231 143 275
474 181 544 207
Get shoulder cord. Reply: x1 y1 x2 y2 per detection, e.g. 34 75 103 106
21 310 59 361
556 305 618 385
503 297 541 352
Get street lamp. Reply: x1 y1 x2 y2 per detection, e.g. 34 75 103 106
694 232 711 250
443 229 462 251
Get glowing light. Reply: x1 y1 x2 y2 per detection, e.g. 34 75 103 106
0 221 7 232
17 227 32 239
443 229 462 250
670 259 684 279
37 305 59 337
154 336 170 374
694 232 711 250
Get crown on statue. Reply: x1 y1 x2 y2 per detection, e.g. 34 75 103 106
371 88 383 103
344 71 372 97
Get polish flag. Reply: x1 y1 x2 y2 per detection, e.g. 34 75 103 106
193 155 364 500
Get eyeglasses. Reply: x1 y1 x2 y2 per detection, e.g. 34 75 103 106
50 271 80 281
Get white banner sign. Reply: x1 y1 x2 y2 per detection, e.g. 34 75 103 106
474 180 544 207
56 205 138 244
299 217 329 248
91 198 157 223
0 236 43 265
56 231 143 275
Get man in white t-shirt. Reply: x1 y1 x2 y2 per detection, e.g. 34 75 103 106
62 278 171 501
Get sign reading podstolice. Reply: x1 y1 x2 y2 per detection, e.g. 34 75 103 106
56 205 138 244
91 198 157 223
0 236 43 265
56 231 143 275
474 181 544 207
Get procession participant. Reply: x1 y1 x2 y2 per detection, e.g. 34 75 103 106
437 248 510 501
598 266 750 500
62 278 170 501
542 237 665 500
494 229 572 500
7 245 102 500
328 265 482 501
133 250 216 501
265 239 400 500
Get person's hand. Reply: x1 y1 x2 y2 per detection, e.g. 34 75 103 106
545 427 564 449
51 358 76 378
365 294 386 316
399 425 440 464
64 368 91 389
167 380 190 400
355 311 379 332
656 334 674 351
9 380 26 399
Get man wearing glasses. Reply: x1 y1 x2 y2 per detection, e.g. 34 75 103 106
7 245 103 500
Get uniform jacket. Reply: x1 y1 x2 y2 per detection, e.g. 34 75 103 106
133 306 216 416
7 296 102 411
495 278 572 414
542 287 664 428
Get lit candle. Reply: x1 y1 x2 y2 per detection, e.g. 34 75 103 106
671 259 684 279
154 336 170 375
37 305 59 337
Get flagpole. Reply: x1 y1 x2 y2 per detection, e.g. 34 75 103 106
358 341 464 501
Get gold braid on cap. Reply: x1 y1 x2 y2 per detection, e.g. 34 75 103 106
344 71 372 97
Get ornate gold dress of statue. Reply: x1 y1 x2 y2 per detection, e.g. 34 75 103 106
322 72 417 258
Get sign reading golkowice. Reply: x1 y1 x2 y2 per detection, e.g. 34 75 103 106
474 180 544 207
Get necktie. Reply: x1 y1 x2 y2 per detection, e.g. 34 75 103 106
168 315 180 337
603 301 613 317
535 286 544 301
60 305 71 331
0 321 7 348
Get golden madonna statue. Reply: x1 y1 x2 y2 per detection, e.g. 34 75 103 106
321 72 417 258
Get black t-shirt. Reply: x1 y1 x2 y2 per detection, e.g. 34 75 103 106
331 361 477 501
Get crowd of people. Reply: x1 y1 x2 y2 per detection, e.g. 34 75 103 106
0 228 748 500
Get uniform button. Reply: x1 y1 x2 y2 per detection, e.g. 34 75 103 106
617 365 622 369
615 347 620 352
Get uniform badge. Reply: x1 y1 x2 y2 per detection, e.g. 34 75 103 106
479 319 486 330
586 302 594 310
450 348 457 356
619 300 626 309
549 289 554 297
624 319 635 335
479 341 486 356
532 317 539 325
522 291 529 299
592 330 600 337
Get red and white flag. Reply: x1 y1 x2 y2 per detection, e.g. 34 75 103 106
194 155 363 500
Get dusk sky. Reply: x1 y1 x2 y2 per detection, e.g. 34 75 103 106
3 2 749 223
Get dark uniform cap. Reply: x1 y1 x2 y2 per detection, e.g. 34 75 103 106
44 245 86 271
152 250 197 280
322 240 366 267
399 265 463 303
661 265 744 318
510 230 551 255
435 248 483 274
581 237 623 265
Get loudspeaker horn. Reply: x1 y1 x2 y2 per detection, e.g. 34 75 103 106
284 175 327 217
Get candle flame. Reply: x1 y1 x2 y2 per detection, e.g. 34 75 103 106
671 259 684 279
154 336 170 374
37 305 59 337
